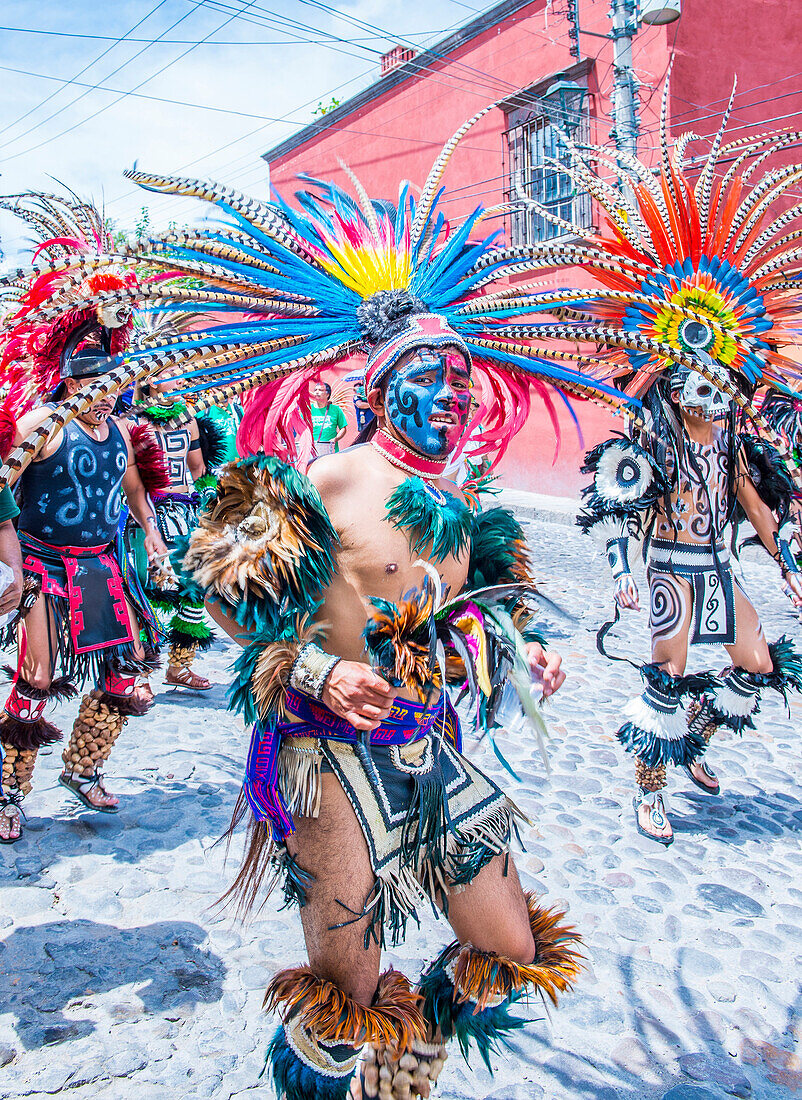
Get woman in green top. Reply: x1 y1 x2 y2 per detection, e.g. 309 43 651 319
309 381 347 457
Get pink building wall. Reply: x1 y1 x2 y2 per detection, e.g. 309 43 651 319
265 0 802 497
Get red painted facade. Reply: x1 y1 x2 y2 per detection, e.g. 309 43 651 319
264 0 802 497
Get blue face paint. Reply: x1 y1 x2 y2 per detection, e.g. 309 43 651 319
384 348 471 458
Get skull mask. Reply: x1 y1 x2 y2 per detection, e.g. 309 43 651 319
672 364 732 421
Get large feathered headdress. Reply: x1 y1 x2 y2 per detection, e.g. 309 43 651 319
498 76 802 420
98 105 632 465
0 191 138 418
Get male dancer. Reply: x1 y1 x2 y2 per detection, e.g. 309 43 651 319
129 366 221 690
581 361 802 843
187 309 579 1099
100 133 636 1095
0 348 165 841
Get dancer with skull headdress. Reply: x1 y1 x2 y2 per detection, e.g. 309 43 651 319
0 194 165 842
581 361 802 843
537 84 802 844
97 104 660 1097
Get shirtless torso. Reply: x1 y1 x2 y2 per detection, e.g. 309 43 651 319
308 445 469 678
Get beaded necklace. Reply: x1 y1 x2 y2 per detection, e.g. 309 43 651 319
370 429 447 483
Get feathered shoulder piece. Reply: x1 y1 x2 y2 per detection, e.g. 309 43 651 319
578 436 668 536
179 455 338 631
386 478 472 564
737 434 795 522
466 507 534 589
195 413 228 473
128 422 170 498
760 392 802 455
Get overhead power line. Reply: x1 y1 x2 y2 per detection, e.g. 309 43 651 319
0 0 268 163
0 0 172 142
0 0 210 155
0 24 439 45
96 1 484 217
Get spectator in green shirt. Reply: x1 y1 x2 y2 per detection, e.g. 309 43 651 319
309 381 347 457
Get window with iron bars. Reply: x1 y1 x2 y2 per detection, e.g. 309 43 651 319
504 93 592 245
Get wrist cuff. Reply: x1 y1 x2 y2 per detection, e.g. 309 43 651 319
606 536 630 580
289 642 340 700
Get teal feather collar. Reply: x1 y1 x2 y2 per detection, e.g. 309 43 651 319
386 477 472 563
135 399 188 423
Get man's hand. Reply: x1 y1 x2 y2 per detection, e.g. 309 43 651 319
0 569 22 616
144 531 168 563
614 573 640 611
322 661 395 731
525 641 565 699
784 571 802 608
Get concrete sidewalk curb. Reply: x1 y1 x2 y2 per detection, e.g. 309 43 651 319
498 488 579 527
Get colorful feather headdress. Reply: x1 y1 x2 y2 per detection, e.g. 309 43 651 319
84 105 632 465
6 83 802 480
0 191 139 421
499 76 802 423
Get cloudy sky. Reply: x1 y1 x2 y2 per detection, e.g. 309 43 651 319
0 0 488 260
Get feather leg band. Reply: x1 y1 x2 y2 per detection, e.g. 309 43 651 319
418 894 582 1070
264 967 425 1051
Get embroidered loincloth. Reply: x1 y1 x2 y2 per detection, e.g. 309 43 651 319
9 531 160 685
246 688 524 946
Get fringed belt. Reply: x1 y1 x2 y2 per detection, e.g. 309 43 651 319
243 687 461 841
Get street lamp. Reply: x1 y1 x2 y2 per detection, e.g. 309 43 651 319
639 0 682 25
543 80 589 133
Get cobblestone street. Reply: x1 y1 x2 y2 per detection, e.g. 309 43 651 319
1 514 801 1099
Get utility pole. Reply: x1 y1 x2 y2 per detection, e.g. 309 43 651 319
609 0 639 166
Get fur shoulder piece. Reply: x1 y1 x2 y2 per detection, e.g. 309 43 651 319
737 434 795 524
578 436 667 534
179 455 338 629
467 507 534 589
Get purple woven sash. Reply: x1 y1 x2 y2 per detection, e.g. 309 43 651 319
243 688 459 840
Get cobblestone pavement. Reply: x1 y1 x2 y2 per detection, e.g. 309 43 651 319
1 518 801 1099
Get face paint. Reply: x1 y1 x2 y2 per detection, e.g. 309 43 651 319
671 363 732 422
80 396 115 425
383 347 471 458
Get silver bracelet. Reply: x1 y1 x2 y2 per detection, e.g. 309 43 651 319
289 642 340 700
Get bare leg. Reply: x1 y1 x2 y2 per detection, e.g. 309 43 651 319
442 854 534 963
0 595 62 840
284 771 382 1005
18 593 58 690
725 583 772 673
649 573 692 676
